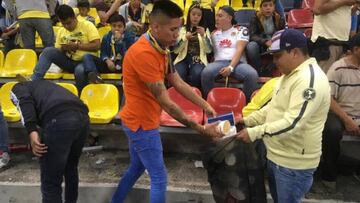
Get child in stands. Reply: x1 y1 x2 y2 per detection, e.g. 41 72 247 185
77 0 96 25
82 14 136 84
173 3 212 89
246 0 285 71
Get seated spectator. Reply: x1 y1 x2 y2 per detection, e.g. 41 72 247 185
119 0 144 36
82 14 136 84
0 106 9 170
140 0 161 32
31 5 100 90
247 0 285 71
193 0 219 32
201 6 258 101
173 3 212 89
77 0 96 25
320 33 360 192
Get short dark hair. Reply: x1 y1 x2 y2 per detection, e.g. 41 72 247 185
56 4 76 21
260 0 275 7
77 0 90 8
150 0 183 22
108 14 126 26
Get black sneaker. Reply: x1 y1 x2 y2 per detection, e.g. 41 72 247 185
16 74 31 82
88 72 104 84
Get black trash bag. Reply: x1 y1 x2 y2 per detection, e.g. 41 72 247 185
203 125 267 203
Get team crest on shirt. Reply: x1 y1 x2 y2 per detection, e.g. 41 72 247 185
303 88 316 101
219 39 232 48
242 29 249 36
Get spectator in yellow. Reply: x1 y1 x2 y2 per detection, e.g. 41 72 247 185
31 5 100 91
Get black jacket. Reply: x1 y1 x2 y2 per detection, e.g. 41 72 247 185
11 80 88 134
249 11 285 47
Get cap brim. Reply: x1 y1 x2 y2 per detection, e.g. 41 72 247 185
261 49 282 55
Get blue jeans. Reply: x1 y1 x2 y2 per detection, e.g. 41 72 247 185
31 47 84 89
82 54 120 74
40 110 89 203
18 18 54 49
201 60 258 101
175 55 205 89
0 108 9 153
111 126 167 203
267 160 315 203
246 41 263 70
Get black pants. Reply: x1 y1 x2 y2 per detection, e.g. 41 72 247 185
321 112 344 182
202 8 215 32
40 110 90 203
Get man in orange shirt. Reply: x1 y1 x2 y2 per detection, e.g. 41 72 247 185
110 1 223 203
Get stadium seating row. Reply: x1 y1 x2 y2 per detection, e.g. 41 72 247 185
0 82 119 124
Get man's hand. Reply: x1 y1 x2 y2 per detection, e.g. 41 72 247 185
236 128 251 143
204 104 217 117
201 122 224 141
344 117 360 135
105 59 116 71
219 66 232 77
29 131 48 157
61 42 79 52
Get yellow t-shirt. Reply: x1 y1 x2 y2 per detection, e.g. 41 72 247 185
55 20 100 61
18 11 50 19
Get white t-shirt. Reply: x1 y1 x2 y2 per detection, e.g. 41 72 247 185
212 26 249 62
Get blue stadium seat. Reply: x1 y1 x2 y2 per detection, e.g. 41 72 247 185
280 0 295 12
234 9 256 27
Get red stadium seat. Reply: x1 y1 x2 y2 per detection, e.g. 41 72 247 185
206 88 246 123
287 9 314 29
302 0 315 10
160 87 204 127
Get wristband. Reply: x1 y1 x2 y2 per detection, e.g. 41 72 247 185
228 65 234 72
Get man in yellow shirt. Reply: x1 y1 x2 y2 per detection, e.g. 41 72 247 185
31 5 100 90
237 29 331 203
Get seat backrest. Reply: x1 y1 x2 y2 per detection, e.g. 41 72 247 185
0 50 4 69
287 9 314 28
232 0 259 10
280 0 295 11
206 87 246 116
303 28 313 38
302 0 314 10
80 84 119 113
57 83 78 96
168 87 202 112
3 49 37 72
0 82 18 113
234 9 256 27
98 26 111 40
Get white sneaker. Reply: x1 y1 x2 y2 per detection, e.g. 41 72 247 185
0 152 10 169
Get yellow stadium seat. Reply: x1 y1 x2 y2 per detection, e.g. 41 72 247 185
214 0 230 13
171 0 185 10
35 32 43 48
62 73 75 80
100 73 122 80
80 84 119 124
45 72 63 79
0 82 20 122
0 49 37 77
0 50 4 69
57 82 78 96
98 26 111 40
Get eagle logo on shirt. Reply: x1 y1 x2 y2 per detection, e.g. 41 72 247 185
303 88 316 101
219 39 232 48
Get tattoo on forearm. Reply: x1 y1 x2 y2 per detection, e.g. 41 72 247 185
145 81 167 99
167 103 198 129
